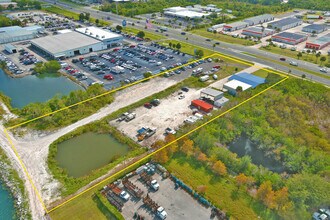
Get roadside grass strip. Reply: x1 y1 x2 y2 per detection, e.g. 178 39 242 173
3 52 289 214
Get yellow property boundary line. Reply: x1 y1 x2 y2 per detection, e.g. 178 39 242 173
3 52 289 214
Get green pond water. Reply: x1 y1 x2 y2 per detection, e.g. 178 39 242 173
0 69 82 108
55 133 130 178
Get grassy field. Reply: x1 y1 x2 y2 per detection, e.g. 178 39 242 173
260 45 329 65
252 69 270 78
123 27 165 41
165 154 277 220
190 29 258 46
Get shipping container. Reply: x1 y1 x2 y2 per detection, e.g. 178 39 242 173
191 100 213 113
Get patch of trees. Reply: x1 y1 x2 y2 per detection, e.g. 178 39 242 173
33 60 61 74
12 0 41 10
288 0 330 11
79 12 90 21
0 15 21 27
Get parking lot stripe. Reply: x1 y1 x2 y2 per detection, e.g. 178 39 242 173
45 71 288 214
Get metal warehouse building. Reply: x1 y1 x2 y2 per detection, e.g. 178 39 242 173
223 80 252 96
305 33 330 50
223 21 249 32
271 32 308 45
242 26 275 38
302 24 327 34
267 17 302 31
31 31 106 59
229 72 265 88
243 14 274 26
0 25 43 44
200 88 223 102
75 26 123 48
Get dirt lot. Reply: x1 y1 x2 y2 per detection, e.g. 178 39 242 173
110 88 200 145
121 171 211 220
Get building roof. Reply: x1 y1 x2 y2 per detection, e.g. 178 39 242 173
5 43 16 50
224 21 249 28
224 79 252 91
57 29 73 34
0 26 35 39
164 9 210 18
191 99 213 110
76 26 122 41
307 33 330 46
201 88 223 97
31 32 101 55
229 72 265 88
242 26 274 34
244 14 274 23
272 32 307 40
268 17 301 28
302 24 327 31
214 96 229 106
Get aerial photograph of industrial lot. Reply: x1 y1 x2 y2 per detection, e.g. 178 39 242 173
0 0 329 219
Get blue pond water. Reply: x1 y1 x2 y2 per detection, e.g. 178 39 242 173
0 69 82 108
0 182 16 220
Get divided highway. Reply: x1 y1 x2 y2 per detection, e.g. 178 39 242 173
45 0 330 85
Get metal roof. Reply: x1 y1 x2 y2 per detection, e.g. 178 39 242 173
244 14 274 23
302 24 327 31
201 88 223 97
224 80 252 91
75 26 123 41
224 21 249 28
272 32 307 40
229 72 265 88
242 26 274 34
0 26 34 39
31 32 102 55
307 33 330 46
268 17 301 28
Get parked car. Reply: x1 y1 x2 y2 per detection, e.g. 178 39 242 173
151 180 159 191
103 74 114 80
165 127 176 135
181 87 189 92
144 103 152 109
150 99 160 106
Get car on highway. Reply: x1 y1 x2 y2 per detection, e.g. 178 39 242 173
206 38 211 41
280 57 286 61
181 32 186 35
289 61 298 66
320 68 328 73
215 42 220 45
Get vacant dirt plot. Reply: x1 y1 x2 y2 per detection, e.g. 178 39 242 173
110 88 200 146
121 172 211 220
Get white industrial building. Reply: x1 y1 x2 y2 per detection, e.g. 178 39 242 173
31 31 106 59
75 26 123 48
164 6 211 19
243 14 274 26
223 79 252 95
0 25 43 44
267 17 302 31
223 21 249 32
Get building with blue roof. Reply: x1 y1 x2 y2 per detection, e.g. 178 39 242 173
228 72 265 88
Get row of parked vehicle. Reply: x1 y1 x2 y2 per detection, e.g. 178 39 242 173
18 50 40 66
0 53 24 75
61 63 87 81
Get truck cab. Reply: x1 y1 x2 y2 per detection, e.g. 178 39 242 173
151 179 159 191
157 206 167 219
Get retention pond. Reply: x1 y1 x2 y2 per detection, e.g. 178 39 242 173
0 69 82 108
55 132 130 178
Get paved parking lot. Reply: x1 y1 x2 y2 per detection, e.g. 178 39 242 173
121 171 211 220
69 43 192 89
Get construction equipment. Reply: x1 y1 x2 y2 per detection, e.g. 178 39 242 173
122 178 143 199
105 191 124 211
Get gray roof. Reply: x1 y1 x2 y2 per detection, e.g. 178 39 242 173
224 21 248 28
201 88 223 97
302 24 327 31
5 44 16 50
307 33 330 46
272 32 307 40
244 14 274 23
243 26 274 34
268 17 301 28
31 32 102 55
0 26 34 38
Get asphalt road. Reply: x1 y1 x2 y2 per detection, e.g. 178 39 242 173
45 0 330 85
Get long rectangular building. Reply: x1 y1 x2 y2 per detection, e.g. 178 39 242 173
31 31 106 59
305 33 330 50
223 21 249 32
302 24 327 34
271 32 307 45
0 25 43 44
242 26 275 38
267 17 302 31
243 14 274 26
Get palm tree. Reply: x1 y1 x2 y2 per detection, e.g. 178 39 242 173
315 52 321 64
320 56 326 66
213 43 216 51
297 52 302 60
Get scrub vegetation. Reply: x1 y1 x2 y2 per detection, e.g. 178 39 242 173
5 84 114 130
153 77 330 219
